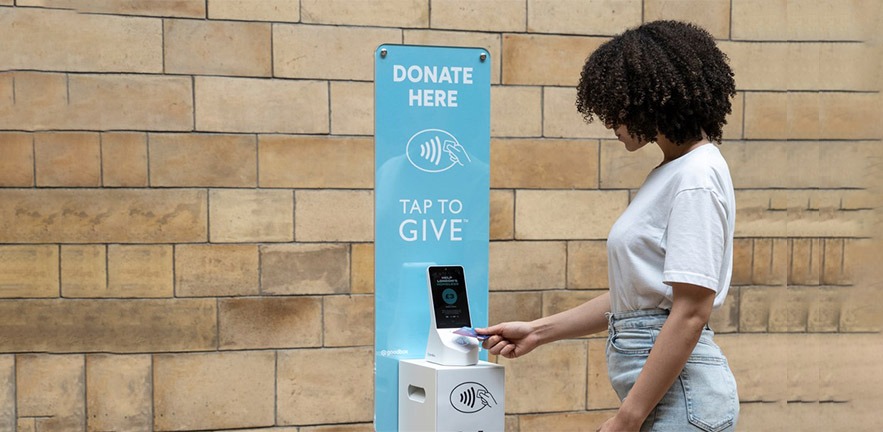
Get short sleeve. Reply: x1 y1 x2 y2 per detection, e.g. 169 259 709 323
662 188 727 292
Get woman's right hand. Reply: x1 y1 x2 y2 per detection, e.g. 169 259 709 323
476 321 541 359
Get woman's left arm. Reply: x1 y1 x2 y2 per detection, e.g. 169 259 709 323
599 282 715 432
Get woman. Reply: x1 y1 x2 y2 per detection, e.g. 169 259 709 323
478 21 739 432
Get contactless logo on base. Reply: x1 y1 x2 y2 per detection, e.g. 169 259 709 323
406 128 471 173
450 382 497 414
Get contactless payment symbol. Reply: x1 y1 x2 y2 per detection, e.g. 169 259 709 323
450 382 497 414
406 128 471 173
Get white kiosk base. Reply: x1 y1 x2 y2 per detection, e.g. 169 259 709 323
399 359 505 432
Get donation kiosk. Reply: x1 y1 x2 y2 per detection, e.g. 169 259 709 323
375 45 504 431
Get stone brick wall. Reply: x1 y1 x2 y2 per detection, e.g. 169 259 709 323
0 1 880 431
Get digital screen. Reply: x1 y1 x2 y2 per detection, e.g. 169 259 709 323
429 266 471 329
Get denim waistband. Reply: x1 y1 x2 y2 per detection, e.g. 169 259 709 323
606 308 670 331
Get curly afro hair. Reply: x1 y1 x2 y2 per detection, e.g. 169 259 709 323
576 20 736 145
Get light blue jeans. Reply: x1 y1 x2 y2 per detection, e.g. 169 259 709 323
606 309 739 432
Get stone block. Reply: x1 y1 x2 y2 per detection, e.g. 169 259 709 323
0 132 34 187
175 244 259 297
403 30 502 83
745 92 881 140
598 139 662 189
490 190 514 240
820 141 881 189
643 0 730 38
164 19 271 76
195 76 328 134
489 291 543 325
259 135 373 188
719 141 818 189
767 287 813 332
0 189 207 243
86 354 152 432
840 284 881 333
209 189 294 242
519 410 615 432
491 138 598 189
107 245 174 298
752 238 788 286
739 286 774 332
16 354 85 431
0 71 9 102
273 24 401 80
301 0 428 27
740 400 883 432
790 238 821 286
819 42 879 91
219 297 322 349
330 81 374 135
502 34 607 86
808 190 844 211
499 340 586 413
208 0 299 22
742 92 793 140
295 190 373 242
17 0 205 17
0 7 162 72
543 86 613 138
67 74 193 131
489 241 566 290
277 347 373 425
527 0 641 35
101 133 148 187
0 72 64 131
17 419 35 432
351 243 374 294
261 244 349 295
60 245 106 298
733 191 786 238
819 92 881 140
720 41 789 91
149 133 257 187
0 245 58 298
0 356 12 431
731 238 753 285
154 351 275 431
822 238 847 285
515 190 628 240
567 241 608 289
34 132 101 187
542 290 606 317
17 417 37 432
431 0 525 32
0 299 217 353
323 295 374 347
734 333 831 402
490 86 542 137
809 287 842 332
731 0 878 41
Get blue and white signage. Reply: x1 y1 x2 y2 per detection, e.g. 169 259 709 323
374 45 490 432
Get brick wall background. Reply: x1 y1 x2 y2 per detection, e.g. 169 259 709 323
0 0 881 431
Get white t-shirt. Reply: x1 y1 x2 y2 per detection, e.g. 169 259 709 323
607 144 735 312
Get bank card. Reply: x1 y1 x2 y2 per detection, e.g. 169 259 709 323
453 326 489 341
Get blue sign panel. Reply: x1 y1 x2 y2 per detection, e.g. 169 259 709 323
374 45 490 431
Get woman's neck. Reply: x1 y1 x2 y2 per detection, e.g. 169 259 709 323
655 133 710 165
